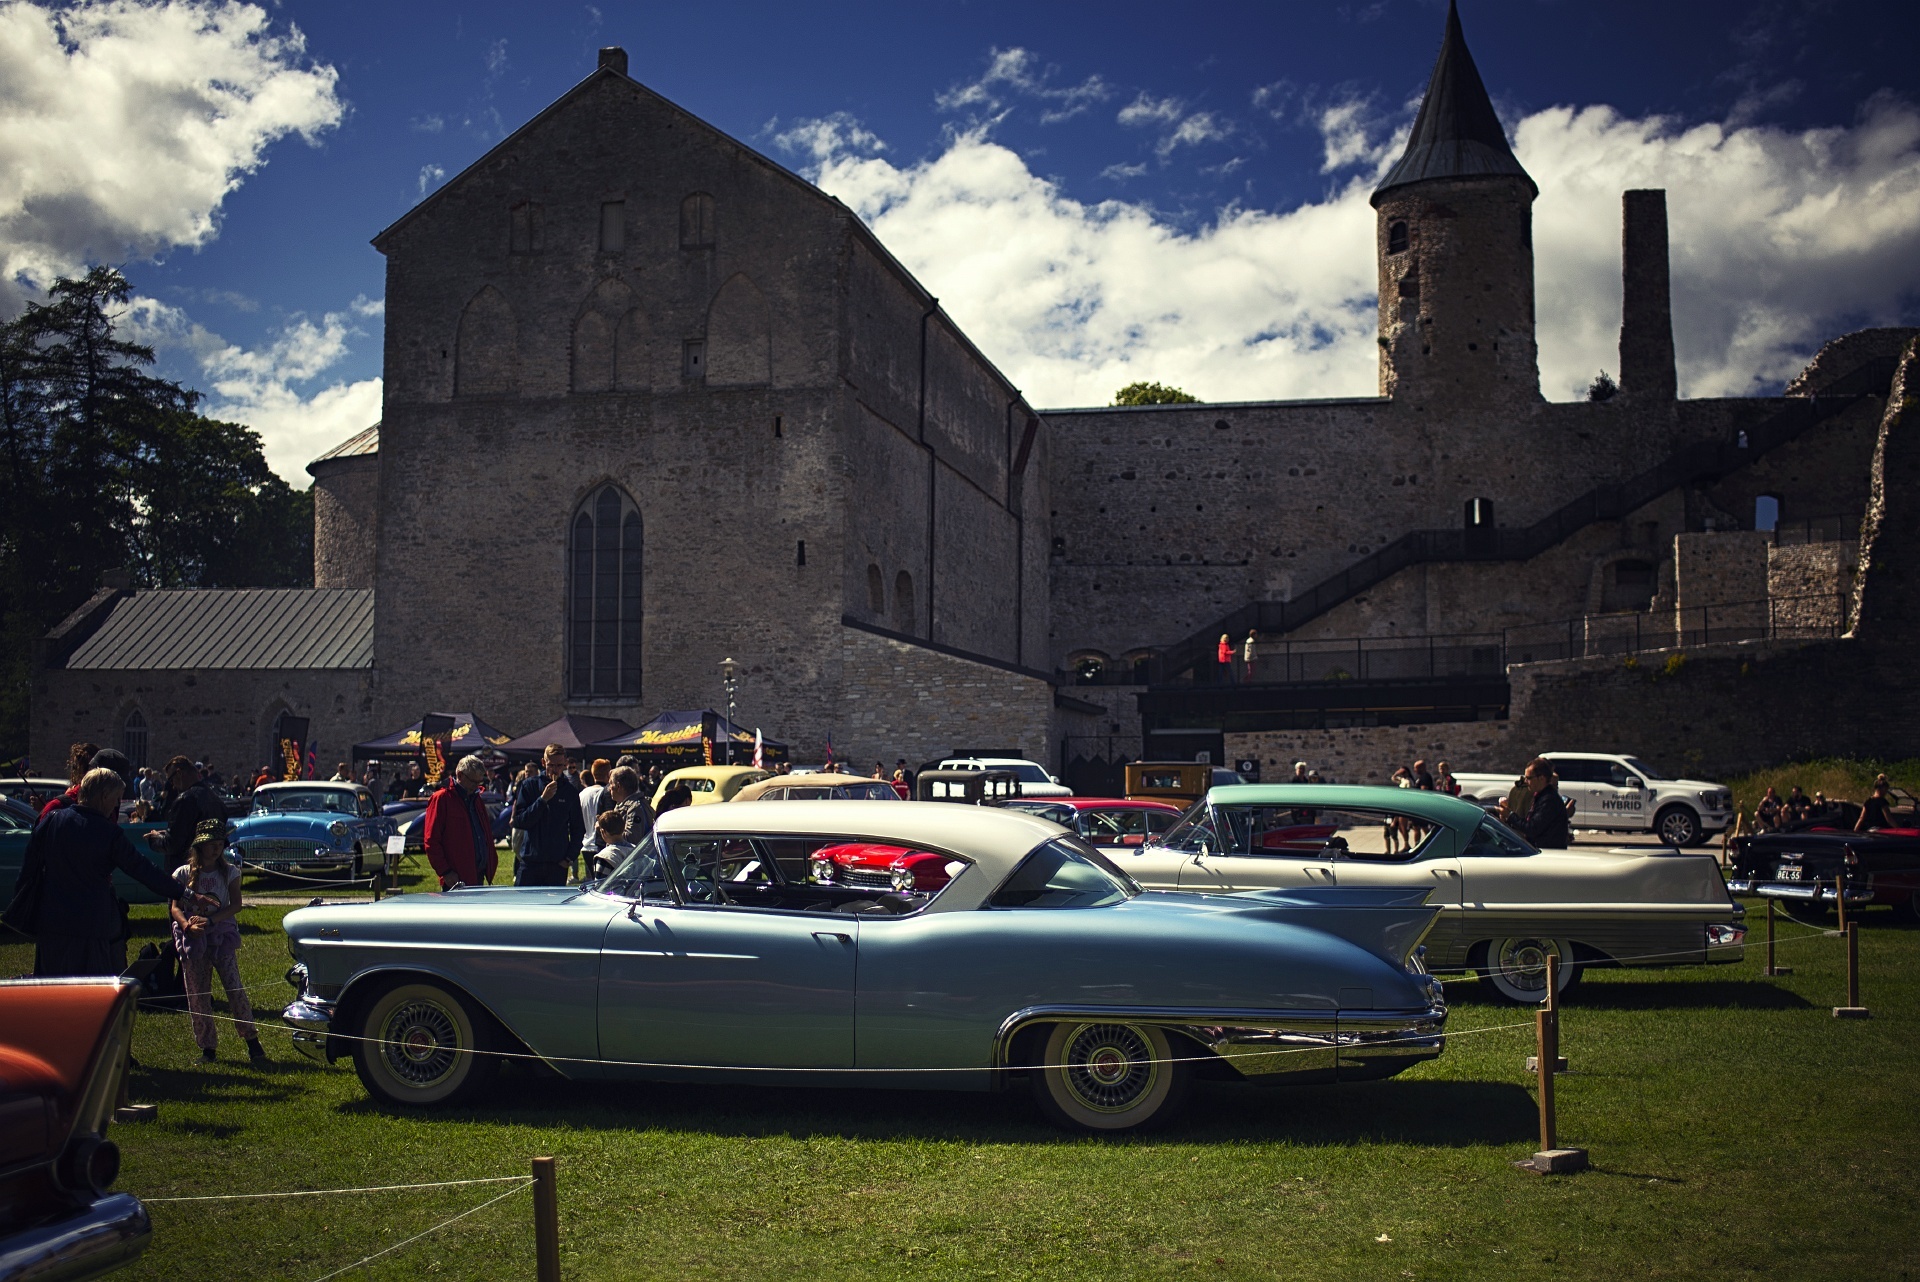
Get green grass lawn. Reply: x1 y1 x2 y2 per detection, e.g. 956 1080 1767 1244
5 903 1917 1281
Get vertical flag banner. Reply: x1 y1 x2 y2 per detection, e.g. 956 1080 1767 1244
753 729 763 769
276 717 311 782
419 714 456 785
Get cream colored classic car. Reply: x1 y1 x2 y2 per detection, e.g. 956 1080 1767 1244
1121 785 1744 1003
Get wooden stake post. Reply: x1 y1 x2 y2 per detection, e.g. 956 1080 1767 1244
1518 954 1588 1175
1833 922 1869 1019
532 1156 560 1282
1764 899 1792 977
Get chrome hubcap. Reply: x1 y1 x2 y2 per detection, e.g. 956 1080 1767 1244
1063 1024 1156 1112
1497 939 1557 994
381 1000 460 1086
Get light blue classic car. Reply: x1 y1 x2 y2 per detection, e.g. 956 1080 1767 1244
283 802 1446 1130
231 782 395 882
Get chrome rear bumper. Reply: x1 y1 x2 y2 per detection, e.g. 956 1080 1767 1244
0 1192 150 1282
1728 880 1875 904
994 999 1448 1082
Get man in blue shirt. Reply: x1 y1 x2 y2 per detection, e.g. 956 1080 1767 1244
511 744 583 886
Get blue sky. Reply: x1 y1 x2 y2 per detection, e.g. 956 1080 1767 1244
3 0 1918 481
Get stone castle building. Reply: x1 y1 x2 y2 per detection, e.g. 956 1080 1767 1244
32 6 1917 782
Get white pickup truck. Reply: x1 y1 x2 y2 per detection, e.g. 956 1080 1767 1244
1451 752 1734 847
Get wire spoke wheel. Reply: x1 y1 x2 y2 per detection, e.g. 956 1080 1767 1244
352 981 496 1107
1034 1021 1188 1132
1482 936 1578 1005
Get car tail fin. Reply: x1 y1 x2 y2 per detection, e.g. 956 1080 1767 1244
1233 886 1438 968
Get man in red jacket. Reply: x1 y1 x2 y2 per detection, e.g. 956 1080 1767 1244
422 755 498 890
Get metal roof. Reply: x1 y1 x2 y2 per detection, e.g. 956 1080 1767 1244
1372 1 1536 206
307 423 379 473
62 590 374 670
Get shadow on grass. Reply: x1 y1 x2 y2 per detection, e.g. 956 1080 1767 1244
333 1071 1537 1148
1566 979 1816 1010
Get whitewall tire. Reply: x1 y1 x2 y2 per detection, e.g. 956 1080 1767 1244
1032 1021 1189 1132
352 980 497 1107
1481 937 1580 1005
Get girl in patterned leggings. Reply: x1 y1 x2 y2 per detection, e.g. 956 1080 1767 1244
170 819 266 1064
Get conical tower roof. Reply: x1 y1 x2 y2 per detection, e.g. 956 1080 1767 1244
1372 1 1535 206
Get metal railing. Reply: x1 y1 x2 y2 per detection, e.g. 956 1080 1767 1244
1142 593 1852 687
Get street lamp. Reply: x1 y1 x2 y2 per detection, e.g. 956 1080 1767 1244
720 657 738 765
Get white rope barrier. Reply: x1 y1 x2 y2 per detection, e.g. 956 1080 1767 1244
305 1179 534 1282
147 1176 530 1203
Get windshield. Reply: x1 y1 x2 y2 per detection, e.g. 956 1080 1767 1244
1623 757 1666 781
596 834 671 899
253 789 356 815
1002 764 1051 784
1154 802 1216 853
989 836 1138 908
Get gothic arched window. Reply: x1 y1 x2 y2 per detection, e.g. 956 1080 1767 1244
121 708 148 769
568 486 643 698
1387 220 1409 254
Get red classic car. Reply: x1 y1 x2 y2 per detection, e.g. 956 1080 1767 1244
807 842 968 894
0 978 152 1281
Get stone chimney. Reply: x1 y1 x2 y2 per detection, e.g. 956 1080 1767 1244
598 47 628 76
1620 189 1677 401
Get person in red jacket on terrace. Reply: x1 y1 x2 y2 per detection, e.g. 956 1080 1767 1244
423 754 498 890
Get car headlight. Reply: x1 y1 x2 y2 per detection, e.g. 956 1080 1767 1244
889 865 918 893
810 855 834 884
329 820 350 847
1697 791 1720 807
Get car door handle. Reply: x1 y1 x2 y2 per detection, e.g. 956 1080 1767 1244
812 931 852 944
1433 868 1459 877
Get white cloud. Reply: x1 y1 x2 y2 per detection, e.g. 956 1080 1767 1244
418 164 447 197
1117 92 1234 161
937 47 1110 124
1520 95 1920 398
769 112 886 167
788 94 1920 408
125 296 383 484
0 0 344 312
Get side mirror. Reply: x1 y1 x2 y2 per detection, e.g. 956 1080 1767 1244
1626 778 1644 790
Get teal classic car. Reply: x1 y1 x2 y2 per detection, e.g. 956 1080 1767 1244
229 783 395 882
283 801 1448 1131
1117 785 1744 1003
0 797 177 906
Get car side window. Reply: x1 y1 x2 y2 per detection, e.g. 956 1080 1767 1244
1081 809 1152 846
1461 817 1536 858
990 838 1136 909
1213 805 1437 862
358 791 378 818
662 836 779 905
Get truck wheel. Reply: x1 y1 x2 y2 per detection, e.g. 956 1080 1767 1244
352 980 498 1107
1480 937 1580 1005
1655 806 1701 847
1032 1021 1189 1132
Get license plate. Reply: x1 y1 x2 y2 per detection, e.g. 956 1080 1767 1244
1776 866 1802 881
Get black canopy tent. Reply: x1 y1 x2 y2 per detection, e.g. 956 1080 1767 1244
586 709 788 768
351 713 516 762
497 715 636 760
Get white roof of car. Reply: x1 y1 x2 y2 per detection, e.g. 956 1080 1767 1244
652 799 1069 911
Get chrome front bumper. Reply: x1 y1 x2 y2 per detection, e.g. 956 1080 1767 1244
0 1192 151 1282
282 979 336 1064
994 996 1448 1082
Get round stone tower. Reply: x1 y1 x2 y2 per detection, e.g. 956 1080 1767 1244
306 423 380 589
1372 1 1539 410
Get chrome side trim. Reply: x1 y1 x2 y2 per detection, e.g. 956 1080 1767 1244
0 1192 151 1281
991 1002 1447 1082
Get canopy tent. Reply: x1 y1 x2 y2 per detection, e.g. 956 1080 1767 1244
586 709 788 767
352 713 517 762
497 715 636 759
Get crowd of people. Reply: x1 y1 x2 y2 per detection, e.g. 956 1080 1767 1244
1749 773 1899 834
